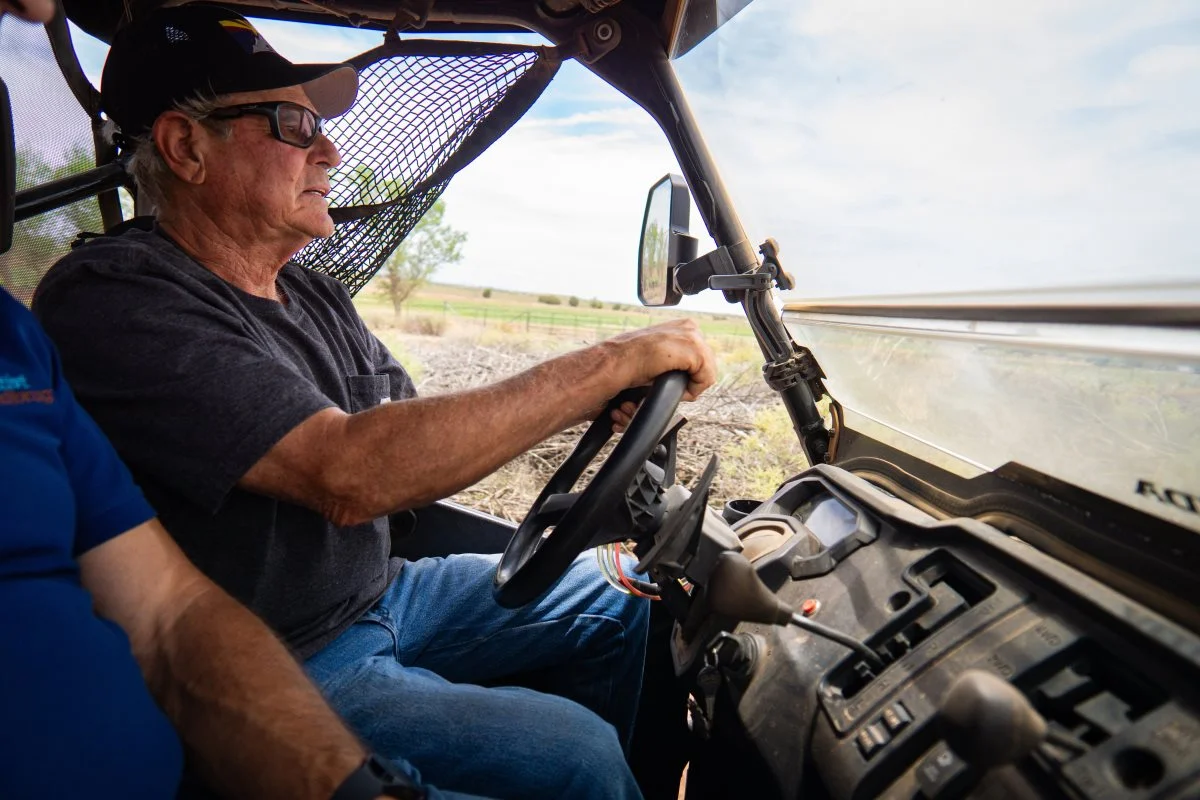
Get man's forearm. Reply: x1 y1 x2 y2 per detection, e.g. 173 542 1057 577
145 579 365 799
324 341 622 522
245 338 626 526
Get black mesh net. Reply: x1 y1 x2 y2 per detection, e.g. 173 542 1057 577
0 16 100 306
293 41 560 296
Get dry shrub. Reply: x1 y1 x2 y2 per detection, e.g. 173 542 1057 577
358 309 394 331
402 315 447 337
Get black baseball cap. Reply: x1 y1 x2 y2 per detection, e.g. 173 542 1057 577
101 4 358 138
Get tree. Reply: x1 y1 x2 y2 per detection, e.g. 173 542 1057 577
377 199 466 316
0 144 102 304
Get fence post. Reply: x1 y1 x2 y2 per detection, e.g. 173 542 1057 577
525 311 531 333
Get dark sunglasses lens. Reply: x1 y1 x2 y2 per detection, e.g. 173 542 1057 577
278 105 320 146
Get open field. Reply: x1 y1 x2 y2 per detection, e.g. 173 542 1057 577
354 282 758 343
354 282 810 521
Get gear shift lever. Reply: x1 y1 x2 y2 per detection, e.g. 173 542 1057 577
939 670 1048 768
938 670 1085 769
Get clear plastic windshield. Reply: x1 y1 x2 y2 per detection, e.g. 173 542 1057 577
786 313 1200 533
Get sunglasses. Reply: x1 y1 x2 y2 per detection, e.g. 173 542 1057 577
205 101 325 148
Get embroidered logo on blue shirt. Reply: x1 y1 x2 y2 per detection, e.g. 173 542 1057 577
0 374 53 405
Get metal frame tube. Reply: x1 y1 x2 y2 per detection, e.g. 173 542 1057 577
15 161 127 222
44 7 124 230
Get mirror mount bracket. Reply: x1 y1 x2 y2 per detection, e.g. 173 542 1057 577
673 244 736 295
676 237 795 300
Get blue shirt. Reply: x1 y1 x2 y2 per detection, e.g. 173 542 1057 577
0 289 183 797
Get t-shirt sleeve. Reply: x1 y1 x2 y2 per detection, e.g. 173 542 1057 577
38 328 157 556
35 255 336 514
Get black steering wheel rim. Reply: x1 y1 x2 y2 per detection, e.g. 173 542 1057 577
493 371 688 607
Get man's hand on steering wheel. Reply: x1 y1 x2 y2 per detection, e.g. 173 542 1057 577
493 317 715 607
604 319 717 432
608 318 717 401
494 371 691 607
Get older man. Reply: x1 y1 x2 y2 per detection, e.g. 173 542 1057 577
4 6 483 798
34 6 714 800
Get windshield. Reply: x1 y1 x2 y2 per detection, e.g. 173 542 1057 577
673 0 1200 534
673 0 1199 301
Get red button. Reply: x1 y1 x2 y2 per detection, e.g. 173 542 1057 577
801 599 820 617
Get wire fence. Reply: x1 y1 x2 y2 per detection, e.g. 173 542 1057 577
387 299 757 346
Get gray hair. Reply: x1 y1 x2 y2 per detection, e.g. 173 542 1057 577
126 93 233 212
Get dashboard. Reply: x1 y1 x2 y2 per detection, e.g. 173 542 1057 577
676 465 1200 800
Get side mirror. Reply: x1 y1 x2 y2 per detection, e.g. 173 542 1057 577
638 173 696 307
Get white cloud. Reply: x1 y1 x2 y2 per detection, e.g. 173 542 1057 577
675 0 1200 300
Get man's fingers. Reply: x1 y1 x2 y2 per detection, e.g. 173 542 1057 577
684 354 718 401
609 401 638 433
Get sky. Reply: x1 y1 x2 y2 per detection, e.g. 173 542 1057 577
46 0 1200 309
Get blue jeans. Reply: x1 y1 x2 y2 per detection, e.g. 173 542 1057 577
304 551 649 800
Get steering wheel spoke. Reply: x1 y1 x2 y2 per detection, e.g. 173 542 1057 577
530 492 578 526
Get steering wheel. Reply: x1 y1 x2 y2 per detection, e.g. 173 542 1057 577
493 370 689 607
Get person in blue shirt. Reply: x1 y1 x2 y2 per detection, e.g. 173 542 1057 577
0 288 446 797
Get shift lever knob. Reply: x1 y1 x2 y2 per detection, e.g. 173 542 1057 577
939 670 1048 769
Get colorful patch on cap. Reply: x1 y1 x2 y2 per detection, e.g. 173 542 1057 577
218 18 276 55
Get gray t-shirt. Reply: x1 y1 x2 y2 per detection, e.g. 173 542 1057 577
34 226 414 658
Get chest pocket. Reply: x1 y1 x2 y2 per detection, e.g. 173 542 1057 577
345 374 392 413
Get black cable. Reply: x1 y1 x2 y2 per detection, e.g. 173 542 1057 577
628 578 661 596
790 612 885 671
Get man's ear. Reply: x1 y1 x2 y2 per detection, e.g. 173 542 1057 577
153 112 209 185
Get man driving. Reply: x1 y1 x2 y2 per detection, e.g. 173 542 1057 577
33 6 715 799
